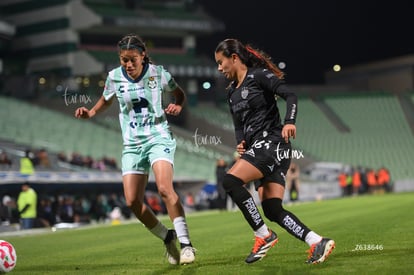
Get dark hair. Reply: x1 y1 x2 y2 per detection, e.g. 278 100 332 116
215 38 284 79
118 34 151 64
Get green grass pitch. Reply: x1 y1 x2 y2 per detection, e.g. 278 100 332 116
3 192 414 274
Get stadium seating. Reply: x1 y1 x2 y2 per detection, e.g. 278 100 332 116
188 104 234 131
187 92 414 181
0 96 224 181
2 91 413 181
318 92 414 180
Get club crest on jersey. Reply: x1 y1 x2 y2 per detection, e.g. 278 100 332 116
241 87 249 99
148 77 157 89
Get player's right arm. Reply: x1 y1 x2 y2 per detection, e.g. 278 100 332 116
75 95 114 119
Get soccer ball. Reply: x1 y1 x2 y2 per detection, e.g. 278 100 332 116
0 240 16 273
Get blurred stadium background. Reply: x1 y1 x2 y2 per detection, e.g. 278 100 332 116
0 0 413 225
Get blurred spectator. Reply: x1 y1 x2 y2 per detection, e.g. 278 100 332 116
184 192 195 211
338 171 348 197
346 172 353 195
108 193 123 210
1 195 19 225
17 182 37 229
108 193 130 218
92 158 106 171
57 196 75 223
359 167 368 194
0 150 12 168
90 194 110 222
37 197 55 227
83 155 94 169
52 195 64 223
69 152 84 166
195 183 218 210
57 152 68 162
286 162 300 201
103 156 118 170
366 169 377 194
57 151 118 171
377 167 392 193
36 148 51 169
0 195 11 223
352 167 362 195
146 192 163 215
20 149 35 176
73 197 90 223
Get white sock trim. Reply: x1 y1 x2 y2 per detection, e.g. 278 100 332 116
173 216 190 245
305 231 322 246
254 224 270 238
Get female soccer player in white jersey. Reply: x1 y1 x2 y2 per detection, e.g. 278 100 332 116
75 34 195 265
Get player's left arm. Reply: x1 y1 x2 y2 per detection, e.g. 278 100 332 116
256 69 297 143
165 85 186 116
276 83 297 142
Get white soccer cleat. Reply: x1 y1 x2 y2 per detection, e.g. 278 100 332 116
180 246 196 265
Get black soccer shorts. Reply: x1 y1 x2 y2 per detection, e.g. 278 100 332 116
241 137 291 189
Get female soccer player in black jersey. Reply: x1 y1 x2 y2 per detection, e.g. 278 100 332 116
214 38 335 264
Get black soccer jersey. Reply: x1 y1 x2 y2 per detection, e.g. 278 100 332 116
227 67 297 146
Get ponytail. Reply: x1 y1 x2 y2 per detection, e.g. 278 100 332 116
215 38 284 79
245 45 284 79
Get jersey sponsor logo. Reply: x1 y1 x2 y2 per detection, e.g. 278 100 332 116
118 85 144 93
129 121 157 128
282 214 304 238
242 197 262 226
231 100 249 113
131 97 149 113
148 76 157 89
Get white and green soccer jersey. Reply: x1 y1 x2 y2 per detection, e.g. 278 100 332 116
103 64 178 146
